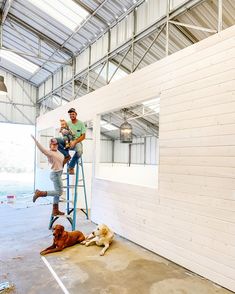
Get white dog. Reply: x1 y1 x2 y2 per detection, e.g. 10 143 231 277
82 224 114 256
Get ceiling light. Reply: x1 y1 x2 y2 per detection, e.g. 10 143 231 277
123 7 127 12
120 109 133 143
0 76 7 94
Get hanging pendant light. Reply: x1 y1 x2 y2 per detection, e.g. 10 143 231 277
0 76 7 94
120 109 132 143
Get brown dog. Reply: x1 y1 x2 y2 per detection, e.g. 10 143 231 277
40 224 85 255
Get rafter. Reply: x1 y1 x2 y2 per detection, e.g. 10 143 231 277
1 0 14 25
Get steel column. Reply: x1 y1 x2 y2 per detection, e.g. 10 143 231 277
218 0 223 32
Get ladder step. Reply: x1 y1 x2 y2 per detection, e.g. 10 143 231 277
51 214 73 218
59 199 74 204
49 156 88 230
63 184 85 188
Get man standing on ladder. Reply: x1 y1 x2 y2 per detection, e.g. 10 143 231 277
58 108 86 175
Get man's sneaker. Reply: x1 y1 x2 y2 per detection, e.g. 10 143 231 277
63 155 71 166
68 167 75 175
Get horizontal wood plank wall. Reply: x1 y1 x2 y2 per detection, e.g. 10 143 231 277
37 25 235 291
158 29 235 290
91 29 235 292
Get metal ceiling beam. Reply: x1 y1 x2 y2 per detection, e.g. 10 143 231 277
37 0 208 103
169 20 217 33
0 65 37 86
7 13 74 57
133 24 165 72
108 46 131 84
1 0 13 24
1 47 71 65
171 21 198 44
218 0 223 32
29 0 110 81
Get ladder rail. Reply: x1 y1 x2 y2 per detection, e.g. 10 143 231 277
80 157 89 220
48 155 89 231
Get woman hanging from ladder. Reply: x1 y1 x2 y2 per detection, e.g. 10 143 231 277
31 135 65 216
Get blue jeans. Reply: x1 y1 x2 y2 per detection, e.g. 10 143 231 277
47 170 63 204
57 137 82 168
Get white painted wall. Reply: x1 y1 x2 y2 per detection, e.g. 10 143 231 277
97 163 158 188
36 26 235 292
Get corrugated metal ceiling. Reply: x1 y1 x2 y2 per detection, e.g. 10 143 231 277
0 0 235 91
0 0 138 85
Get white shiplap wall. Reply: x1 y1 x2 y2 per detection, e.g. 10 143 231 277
36 26 235 292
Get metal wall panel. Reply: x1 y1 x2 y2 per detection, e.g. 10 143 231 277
53 70 62 89
0 68 37 124
45 77 52 95
38 83 44 99
91 34 109 64
131 137 144 164
170 0 187 9
114 140 129 163
76 50 89 74
110 12 133 51
63 64 73 83
136 0 166 34
100 137 113 163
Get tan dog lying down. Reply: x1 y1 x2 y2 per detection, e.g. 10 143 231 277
82 224 114 256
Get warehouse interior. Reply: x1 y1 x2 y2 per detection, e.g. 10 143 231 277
0 0 235 293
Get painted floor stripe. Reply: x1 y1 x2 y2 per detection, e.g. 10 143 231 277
41 256 70 294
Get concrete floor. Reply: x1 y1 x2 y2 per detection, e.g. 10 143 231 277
0 202 233 294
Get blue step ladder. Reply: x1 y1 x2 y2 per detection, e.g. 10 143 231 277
48 156 89 231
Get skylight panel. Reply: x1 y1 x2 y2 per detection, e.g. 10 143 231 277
142 98 160 113
0 50 39 73
27 0 89 31
101 120 118 131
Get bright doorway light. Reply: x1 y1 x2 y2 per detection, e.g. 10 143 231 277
27 0 89 31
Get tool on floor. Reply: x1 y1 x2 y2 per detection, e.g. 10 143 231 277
48 155 88 231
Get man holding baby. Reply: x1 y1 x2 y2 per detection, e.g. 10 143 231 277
57 108 86 175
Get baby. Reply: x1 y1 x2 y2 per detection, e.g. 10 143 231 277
59 119 74 149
